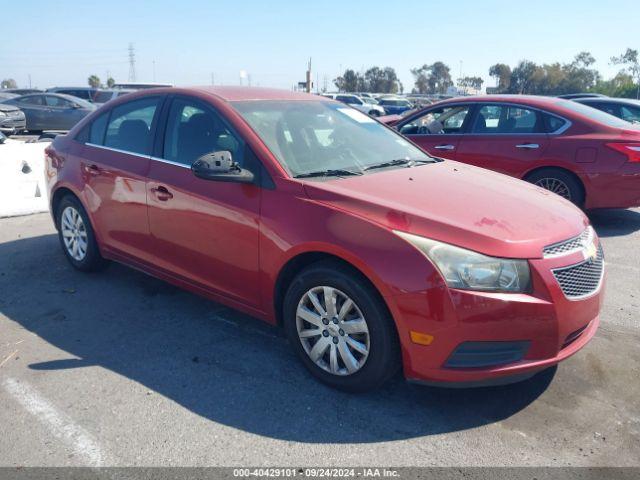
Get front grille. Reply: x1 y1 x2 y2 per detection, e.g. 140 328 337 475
544 227 593 258
552 245 604 299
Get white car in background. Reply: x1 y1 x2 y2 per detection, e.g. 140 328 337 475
323 94 386 117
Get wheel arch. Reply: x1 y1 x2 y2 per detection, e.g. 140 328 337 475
272 250 393 328
51 186 80 229
522 165 586 203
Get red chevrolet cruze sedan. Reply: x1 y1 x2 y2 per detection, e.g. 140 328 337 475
384 95 640 209
45 87 605 392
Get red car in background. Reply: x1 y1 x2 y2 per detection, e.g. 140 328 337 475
45 87 604 392
384 95 640 209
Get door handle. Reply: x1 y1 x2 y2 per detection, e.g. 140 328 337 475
151 186 173 201
516 143 540 149
83 164 101 175
434 144 455 150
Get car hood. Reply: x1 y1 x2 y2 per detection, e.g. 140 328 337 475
0 103 20 112
303 160 589 259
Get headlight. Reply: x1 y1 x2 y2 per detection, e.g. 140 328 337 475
394 231 531 292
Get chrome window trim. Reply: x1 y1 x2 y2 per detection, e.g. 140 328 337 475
401 101 573 136
85 143 191 169
150 156 191 169
85 142 150 160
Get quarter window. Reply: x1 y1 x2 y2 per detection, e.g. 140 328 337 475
104 97 160 155
399 105 471 135
621 105 640 124
163 97 242 166
544 114 568 133
472 105 542 134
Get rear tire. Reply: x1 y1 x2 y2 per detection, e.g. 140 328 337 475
283 260 400 392
525 168 585 207
56 195 107 272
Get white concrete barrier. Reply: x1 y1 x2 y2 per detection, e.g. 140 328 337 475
0 139 50 218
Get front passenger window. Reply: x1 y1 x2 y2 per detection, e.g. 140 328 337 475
399 106 471 135
163 98 243 166
104 97 160 155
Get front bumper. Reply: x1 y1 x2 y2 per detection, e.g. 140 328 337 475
0 114 26 133
390 245 605 385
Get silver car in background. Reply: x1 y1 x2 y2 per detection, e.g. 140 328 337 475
323 93 386 117
0 96 26 135
0 93 96 132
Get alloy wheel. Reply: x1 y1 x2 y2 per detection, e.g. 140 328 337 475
534 177 572 200
296 286 370 376
60 206 88 261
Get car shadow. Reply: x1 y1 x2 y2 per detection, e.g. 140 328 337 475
0 233 555 443
589 208 640 237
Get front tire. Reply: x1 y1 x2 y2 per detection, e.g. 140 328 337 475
283 261 400 392
56 195 107 272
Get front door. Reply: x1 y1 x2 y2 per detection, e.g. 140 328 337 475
397 104 473 160
44 95 87 130
146 96 262 307
456 103 549 176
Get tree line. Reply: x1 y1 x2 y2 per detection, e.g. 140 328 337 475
332 48 640 98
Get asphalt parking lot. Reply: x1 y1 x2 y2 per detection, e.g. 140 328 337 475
0 210 639 467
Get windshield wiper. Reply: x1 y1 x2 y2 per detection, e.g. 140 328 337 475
294 168 363 179
363 158 435 171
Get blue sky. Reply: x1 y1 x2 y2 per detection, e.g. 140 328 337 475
1 0 638 91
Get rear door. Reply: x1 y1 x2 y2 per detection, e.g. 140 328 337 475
455 103 549 176
145 95 262 306
397 104 474 159
81 96 163 262
15 95 47 130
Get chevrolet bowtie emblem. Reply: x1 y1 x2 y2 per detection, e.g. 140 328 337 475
583 242 597 262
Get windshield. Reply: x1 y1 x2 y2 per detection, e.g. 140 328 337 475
559 99 640 129
232 100 432 178
93 91 114 103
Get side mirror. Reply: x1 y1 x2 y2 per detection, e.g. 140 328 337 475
191 151 255 184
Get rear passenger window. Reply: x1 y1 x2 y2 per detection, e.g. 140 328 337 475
90 112 109 144
472 105 542 134
104 97 160 155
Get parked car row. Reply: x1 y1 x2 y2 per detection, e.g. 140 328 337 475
44 86 628 392
381 94 640 209
0 83 174 133
0 93 96 132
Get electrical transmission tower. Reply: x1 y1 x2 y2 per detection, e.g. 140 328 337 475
128 43 136 82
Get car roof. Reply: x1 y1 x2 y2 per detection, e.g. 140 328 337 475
429 95 573 109
47 87 96 91
189 86 329 102
575 97 640 106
